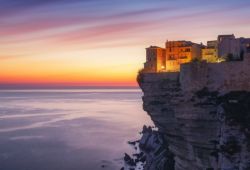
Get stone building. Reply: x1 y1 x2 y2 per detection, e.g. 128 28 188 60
202 35 250 62
143 42 202 73
202 40 218 63
143 34 250 73
165 41 202 72
217 34 241 60
144 46 166 72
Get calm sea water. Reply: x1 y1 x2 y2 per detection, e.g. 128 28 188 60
0 88 152 170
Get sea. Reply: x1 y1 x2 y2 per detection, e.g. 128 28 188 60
0 88 152 170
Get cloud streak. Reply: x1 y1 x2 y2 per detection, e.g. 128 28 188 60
0 0 250 85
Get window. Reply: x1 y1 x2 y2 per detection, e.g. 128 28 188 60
169 55 175 60
179 56 187 59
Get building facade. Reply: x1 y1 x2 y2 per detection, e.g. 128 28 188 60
165 41 202 72
144 46 166 72
143 42 202 72
143 34 250 73
217 34 241 60
202 40 218 63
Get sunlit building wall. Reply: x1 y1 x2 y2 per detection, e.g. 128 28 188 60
143 35 250 74
144 46 166 72
165 41 202 72
202 40 218 63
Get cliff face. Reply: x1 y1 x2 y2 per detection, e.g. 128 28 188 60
138 59 250 170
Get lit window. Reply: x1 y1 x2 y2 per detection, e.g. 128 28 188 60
180 56 187 59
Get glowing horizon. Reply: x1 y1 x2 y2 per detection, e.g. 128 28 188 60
1 0 250 87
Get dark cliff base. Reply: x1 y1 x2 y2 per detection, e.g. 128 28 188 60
122 126 175 170
138 72 250 170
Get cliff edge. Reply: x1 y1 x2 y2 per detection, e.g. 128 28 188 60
138 56 250 170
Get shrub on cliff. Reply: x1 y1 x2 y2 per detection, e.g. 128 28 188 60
191 57 202 63
137 68 144 84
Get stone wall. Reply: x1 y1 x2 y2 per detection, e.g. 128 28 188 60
141 72 179 83
180 55 250 93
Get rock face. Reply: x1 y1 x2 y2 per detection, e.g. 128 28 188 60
137 59 250 170
139 126 175 170
123 126 174 170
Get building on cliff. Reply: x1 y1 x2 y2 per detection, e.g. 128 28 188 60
143 41 202 72
144 46 166 72
165 41 202 72
202 40 218 63
143 34 250 73
217 34 241 60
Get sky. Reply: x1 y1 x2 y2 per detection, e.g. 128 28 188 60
0 0 250 87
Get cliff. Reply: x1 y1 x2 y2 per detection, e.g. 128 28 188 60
138 56 250 170
123 126 175 170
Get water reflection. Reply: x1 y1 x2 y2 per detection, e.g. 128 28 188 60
0 89 152 170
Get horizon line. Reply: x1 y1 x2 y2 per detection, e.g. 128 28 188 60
0 83 139 89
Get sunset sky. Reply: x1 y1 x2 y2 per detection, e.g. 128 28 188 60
1 0 250 87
